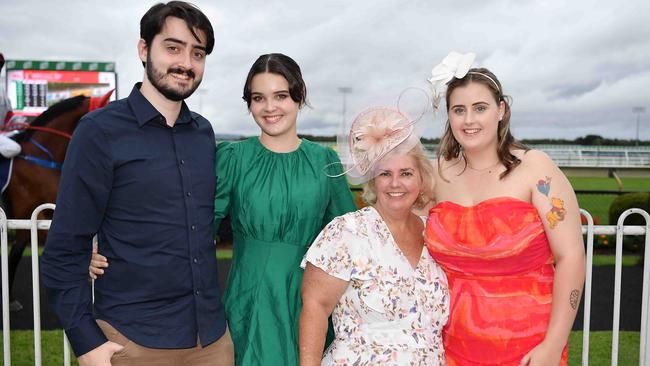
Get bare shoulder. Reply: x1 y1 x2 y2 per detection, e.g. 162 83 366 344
518 149 557 170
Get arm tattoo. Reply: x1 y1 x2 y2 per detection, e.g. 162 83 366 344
536 176 552 196
536 176 567 229
546 197 567 229
570 289 580 310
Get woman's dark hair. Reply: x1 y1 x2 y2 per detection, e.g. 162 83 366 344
437 67 528 179
140 1 215 55
242 53 308 108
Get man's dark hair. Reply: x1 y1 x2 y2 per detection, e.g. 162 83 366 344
140 1 215 55
0 53 5 71
242 53 308 109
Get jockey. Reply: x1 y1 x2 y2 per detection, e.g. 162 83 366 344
0 52 21 158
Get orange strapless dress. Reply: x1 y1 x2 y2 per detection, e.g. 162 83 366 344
425 197 568 365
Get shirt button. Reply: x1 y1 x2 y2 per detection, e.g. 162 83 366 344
193 258 198 263
191 225 196 230
195 290 200 295
186 192 192 197
180 159 185 165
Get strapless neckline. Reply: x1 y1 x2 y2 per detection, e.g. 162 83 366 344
432 196 535 210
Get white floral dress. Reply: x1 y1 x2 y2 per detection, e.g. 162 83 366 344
302 206 449 365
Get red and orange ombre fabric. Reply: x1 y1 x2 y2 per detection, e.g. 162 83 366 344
425 197 568 365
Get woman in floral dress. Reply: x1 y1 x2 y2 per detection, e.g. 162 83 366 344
299 107 450 365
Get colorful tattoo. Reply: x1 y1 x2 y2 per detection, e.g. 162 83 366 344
546 197 567 229
537 176 567 229
536 176 551 196
570 289 580 310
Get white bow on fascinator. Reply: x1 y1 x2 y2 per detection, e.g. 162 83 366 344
427 51 476 115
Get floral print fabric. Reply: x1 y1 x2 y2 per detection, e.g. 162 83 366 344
303 207 449 365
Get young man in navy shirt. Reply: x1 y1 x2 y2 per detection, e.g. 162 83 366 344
41 2 233 365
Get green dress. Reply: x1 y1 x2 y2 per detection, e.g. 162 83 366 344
214 137 356 365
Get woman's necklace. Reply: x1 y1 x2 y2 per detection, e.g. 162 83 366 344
465 157 502 174
463 154 501 174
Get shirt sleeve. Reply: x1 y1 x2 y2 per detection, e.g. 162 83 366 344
302 215 365 281
214 141 236 231
322 148 357 227
40 115 113 357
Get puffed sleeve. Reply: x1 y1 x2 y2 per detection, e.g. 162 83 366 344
214 141 236 231
302 214 370 281
322 148 357 226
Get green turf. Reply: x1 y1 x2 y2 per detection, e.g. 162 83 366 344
568 177 649 191
1 330 78 366
568 331 640 365
1 330 640 365
568 176 649 225
590 255 641 266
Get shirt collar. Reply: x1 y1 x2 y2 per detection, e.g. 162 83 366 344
127 83 195 127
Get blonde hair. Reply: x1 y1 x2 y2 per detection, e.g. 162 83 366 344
362 144 434 209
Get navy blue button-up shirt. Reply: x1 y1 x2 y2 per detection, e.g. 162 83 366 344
41 84 226 357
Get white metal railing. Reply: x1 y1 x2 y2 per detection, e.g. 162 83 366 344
1 206 649 365
580 208 650 366
0 204 71 366
312 142 650 168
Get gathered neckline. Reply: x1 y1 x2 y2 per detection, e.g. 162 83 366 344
253 136 304 155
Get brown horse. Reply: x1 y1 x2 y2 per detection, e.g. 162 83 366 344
2 92 111 310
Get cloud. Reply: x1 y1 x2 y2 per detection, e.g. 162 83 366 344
1 0 649 140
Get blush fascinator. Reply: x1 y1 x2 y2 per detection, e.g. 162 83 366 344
329 89 428 185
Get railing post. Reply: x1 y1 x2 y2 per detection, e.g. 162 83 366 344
1 208 11 365
613 209 650 366
29 204 55 366
634 209 650 366
580 209 594 366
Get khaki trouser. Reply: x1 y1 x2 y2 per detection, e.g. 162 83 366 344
96 319 234 366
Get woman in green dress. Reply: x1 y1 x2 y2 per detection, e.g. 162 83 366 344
214 53 356 365
89 53 355 365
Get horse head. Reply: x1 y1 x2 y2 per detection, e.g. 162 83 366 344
3 89 114 309
89 89 114 112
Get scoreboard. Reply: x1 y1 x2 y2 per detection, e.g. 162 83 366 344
4 59 117 117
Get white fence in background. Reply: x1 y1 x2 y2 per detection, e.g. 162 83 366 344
309 142 650 168
1 205 649 365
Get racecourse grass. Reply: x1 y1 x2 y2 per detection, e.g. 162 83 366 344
568 331 640 365
2 330 78 365
568 177 649 191
568 176 649 225
0 330 640 365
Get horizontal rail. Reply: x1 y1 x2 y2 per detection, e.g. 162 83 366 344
583 225 647 235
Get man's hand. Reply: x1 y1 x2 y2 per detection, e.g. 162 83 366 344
77 341 124 366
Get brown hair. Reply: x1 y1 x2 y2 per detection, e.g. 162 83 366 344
362 144 434 209
437 67 528 179
242 53 308 109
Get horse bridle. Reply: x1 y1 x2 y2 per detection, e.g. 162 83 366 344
7 121 72 170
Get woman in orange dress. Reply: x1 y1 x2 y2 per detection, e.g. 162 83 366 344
424 52 585 366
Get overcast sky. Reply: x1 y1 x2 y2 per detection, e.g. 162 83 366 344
2 0 649 140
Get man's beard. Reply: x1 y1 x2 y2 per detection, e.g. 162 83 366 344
146 53 202 101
